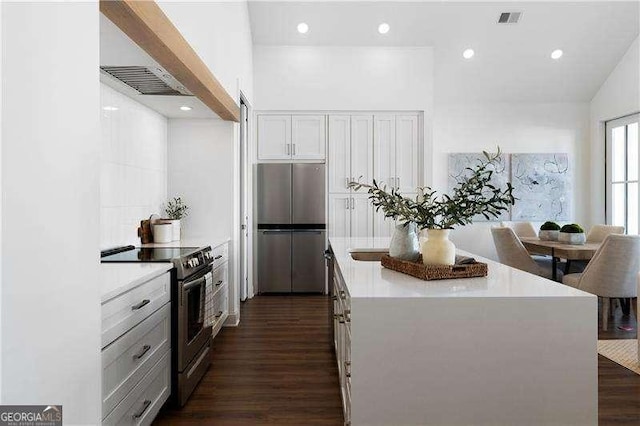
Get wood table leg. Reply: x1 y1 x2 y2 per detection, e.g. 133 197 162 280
551 249 557 281
564 260 572 274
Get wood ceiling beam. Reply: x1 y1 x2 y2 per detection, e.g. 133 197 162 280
100 0 240 122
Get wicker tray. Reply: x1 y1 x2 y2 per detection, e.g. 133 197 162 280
381 254 488 281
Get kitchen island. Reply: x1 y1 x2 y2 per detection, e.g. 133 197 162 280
328 237 597 426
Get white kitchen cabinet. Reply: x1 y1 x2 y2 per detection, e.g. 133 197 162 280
373 115 396 189
329 194 351 239
373 208 395 238
206 241 229 339
258 114 326 161
351 194 374 238
373 114 420 192
328 115 351 193
101 270 172 425
292 115 326 160
350 115 374 185
257 115 291 160
395 115 420 193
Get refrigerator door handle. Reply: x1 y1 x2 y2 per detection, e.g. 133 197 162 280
286 144 290 155
261 230 291 234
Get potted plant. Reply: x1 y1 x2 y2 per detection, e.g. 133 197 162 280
164 197 189 241
539 221 561 241
558 223 586 245
350 149 515 265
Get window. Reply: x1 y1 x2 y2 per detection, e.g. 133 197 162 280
606 114 640 235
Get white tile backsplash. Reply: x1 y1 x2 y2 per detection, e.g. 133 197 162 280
100 83 167 248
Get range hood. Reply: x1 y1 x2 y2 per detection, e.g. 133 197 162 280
100 65 192 96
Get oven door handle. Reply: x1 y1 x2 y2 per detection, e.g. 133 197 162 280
183 275 207 291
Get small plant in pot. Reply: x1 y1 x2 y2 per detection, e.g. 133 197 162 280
539 221 561 241
350 148 515 265
164 197 189 241
558 223 586 245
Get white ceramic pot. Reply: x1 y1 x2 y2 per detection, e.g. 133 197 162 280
169 219 181 241
389 222 420 261
538 230 559 241
153 223 173 243
558 232 586 245
421 229 456 265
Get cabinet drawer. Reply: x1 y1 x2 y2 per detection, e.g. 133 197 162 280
102 351 170 426
211 243 228 270
207 285 228 328
210 262 228 297
102 272 170 348
102 303 170 417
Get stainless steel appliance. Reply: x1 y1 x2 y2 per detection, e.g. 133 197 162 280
101 245 215 406
257 163 326 293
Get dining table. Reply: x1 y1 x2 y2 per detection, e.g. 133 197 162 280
519 237 602 281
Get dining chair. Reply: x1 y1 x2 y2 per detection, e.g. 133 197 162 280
586 224 625 243
491 227 561 280
562 234 640 330
566 224 626 274
500 221 538 238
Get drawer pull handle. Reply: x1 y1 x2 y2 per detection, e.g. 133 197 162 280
214 255 223 260
216 280 223 286
345 361 352 377
340 290 346 300
215 311 223 318
132 399 152 419
133 344 151 360
131 299 150 310
344 309 351 322
334 314 345 324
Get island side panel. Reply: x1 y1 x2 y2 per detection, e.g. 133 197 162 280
350 296 597 426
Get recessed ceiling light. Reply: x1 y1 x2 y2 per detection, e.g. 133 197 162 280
462 49 475 59
297 22 309 34
102 106 119 111
378 23 390 34
180 106 192 111
551 49 563 60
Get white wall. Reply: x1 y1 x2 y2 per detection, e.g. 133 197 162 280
1 2 101 424
253 45 435 185
433 102 590 260
589 37 640 225
100 83 168 248
158 0 254 104
167 118 239 318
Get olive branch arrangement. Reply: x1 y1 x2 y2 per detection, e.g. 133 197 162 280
349 148 516 229
165 197 189 220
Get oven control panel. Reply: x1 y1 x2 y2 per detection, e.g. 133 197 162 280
175 247 213 280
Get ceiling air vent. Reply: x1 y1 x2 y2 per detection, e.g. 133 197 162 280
498 12 522 24
100 66 192 96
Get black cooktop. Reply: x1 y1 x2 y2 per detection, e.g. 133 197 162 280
100 246 200 263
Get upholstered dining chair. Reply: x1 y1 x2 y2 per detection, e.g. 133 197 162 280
500 221 538 238
563 234 640 330
567 224 626 274
491 227 561 280
586 224 625 243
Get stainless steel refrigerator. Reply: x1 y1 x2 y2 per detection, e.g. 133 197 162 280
257 163 326 293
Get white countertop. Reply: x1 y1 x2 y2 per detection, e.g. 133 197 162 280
101 263 173 303
329 237 595 299
141 236 230 249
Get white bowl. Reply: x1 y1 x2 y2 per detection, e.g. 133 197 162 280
558 232 586 245
539 230 559 241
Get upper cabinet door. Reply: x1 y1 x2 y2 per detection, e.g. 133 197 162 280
395 115 420 193
350 115 374 187
328 115 351 193
291 115 326 160
373 115 396 190
373 208 395 238
258 115 292 160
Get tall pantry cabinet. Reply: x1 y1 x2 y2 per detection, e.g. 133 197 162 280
327 113 421 239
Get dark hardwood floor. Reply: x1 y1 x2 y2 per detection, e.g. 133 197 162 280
154 295 640 425
154 295 343 425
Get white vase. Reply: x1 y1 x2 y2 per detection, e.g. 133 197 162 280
153 223 173 243
421 229 456 266
538 230 559 241
558 232 586 245
389 222 420 261
169 219 181 241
